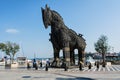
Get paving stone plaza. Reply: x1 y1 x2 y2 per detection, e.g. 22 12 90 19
0 65 120 80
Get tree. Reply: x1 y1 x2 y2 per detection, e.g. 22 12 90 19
0 41 20 63
94 35 110 67
0 43 6 50
0 42 11 65
0 42 11 58
10 42 20 63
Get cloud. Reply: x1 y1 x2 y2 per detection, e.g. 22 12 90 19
6 29 19 34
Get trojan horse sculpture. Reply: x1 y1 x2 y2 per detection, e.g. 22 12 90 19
41 5 86 67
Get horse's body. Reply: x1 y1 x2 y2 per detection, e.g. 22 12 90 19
41 5 86 67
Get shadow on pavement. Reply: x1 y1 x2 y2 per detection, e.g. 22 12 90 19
56 77 95 80
22 76 31 78
54 73 95 80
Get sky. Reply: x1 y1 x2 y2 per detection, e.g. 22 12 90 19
0 0 120 58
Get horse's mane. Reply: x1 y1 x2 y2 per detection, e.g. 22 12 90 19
52 10 63 21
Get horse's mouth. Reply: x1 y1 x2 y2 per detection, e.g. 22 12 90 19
45 24 48 29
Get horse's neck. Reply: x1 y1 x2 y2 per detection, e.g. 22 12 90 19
51 24 60 33
51 11 68 33
51 22 68 33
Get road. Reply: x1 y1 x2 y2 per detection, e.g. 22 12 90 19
0 65 120 80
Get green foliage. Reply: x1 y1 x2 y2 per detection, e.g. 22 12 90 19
10 42 20 59
0 42 11 56
0 41 20 61
0 43 5 50
94 35 110 54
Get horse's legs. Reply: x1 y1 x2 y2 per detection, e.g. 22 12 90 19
63 42 70 67
78 49 85 66
70 50 75 66
52 48 60 67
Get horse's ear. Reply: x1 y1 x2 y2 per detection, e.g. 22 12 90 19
45 4 48 7
45 4 50 11
45 4 48 9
